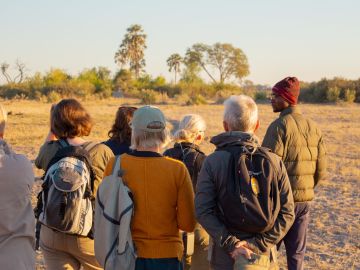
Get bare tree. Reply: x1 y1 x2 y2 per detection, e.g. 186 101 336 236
0 60 27 83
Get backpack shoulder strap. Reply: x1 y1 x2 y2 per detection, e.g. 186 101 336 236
83 141 99 153
58 139 70 148
112 155 122 177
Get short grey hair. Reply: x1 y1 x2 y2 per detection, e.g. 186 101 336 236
223 95 258 132
130 127 170 150
0 104 7 134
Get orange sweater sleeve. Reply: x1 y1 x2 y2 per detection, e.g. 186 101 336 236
176 167 196 232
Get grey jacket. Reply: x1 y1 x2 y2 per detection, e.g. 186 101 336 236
0 140 35 270
195 132 295 269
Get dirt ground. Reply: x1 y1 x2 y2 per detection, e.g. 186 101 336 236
2 99 359 270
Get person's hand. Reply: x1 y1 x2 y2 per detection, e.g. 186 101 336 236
230 241 254 260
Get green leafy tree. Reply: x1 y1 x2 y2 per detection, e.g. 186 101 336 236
78 67 112 97
180 62 203 84
113 69 135 93
114 24 147 79
185 42 249 84
167 53 182 84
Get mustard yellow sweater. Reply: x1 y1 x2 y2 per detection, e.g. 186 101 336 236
103 152 196 260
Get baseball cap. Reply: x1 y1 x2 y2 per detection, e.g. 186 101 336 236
130 105 166 132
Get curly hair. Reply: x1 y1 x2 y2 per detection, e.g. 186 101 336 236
108 106 137 144
51 99 93 138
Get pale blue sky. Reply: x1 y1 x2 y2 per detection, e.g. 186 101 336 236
1 0 359 85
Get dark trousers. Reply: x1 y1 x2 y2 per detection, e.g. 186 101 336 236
277 202 310 270
135 258 183 270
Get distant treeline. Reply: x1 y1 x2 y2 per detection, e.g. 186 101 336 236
0 67 359 104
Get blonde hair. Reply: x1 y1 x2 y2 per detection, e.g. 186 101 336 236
0 105 7 134
223 95 258 132
174 114 206 142
131 128 171 150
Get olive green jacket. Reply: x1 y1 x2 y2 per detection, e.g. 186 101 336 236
262 106 327 202
35 140 114 195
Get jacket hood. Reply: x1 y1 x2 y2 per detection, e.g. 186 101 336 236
173 142 204 154
210 131 260 148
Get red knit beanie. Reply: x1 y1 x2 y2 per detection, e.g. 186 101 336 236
272 77 300 105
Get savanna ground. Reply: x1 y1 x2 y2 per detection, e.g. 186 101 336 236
2 98 359 270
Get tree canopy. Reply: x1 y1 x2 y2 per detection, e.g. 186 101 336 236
114 24 147 79
185 42 249 84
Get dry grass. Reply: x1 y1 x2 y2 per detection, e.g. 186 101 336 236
2 98 359 270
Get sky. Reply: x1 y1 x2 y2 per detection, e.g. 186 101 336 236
1 0 360 85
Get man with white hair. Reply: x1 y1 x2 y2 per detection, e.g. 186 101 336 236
195 95 295 270
0 104 36 270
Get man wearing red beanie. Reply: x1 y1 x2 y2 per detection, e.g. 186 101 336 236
262 77 327 270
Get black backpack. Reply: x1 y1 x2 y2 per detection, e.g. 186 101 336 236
216 142 281 233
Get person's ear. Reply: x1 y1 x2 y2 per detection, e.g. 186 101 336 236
223 121 229 132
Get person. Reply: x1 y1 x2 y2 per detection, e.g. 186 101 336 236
262 77 327 270
195 95 295 270
0 104 36 270
103 106 137 155
103 105 196 270
35 99 114 270
164 114 209 270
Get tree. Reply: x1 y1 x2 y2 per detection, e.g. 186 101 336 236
113 69 134 92
0 60 26 83
185 42 249 84
114 24 147 79
167 53 182 84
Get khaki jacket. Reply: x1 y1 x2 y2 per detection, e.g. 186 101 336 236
262 106 327 202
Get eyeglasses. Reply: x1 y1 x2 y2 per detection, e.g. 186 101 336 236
118 106 137 112
268 93 280 99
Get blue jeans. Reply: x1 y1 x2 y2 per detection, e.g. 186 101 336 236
277 202 310 270
135 258 183 270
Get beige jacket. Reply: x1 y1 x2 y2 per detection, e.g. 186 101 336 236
0 140 35 270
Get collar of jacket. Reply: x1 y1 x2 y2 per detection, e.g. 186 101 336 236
210 131 260 148
129 150 163 157
280 106 302 117
174 142 204 154
0 139 12 157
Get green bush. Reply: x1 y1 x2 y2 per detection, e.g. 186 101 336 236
343 88 356 103
254 91 268 101
139 89 158 104
174 93 191 105
326 87 340 102
186 94 207 105
47 91 62 103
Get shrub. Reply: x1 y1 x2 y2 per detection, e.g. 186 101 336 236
47 91 62 103
343 89 356 103
186 94 207 105
174 93 191 105
214 90 236 104
326 87 340 102
139 89 158 104
254 91 268 102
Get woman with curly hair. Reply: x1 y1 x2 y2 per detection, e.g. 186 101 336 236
103 106 137 155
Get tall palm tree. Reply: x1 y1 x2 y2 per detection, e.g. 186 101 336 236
115 24 147 79
167 53 182 85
